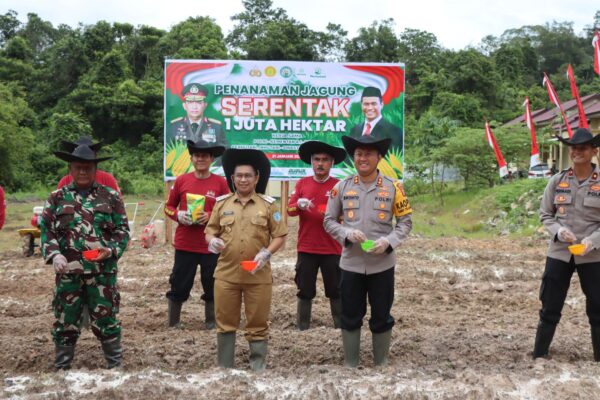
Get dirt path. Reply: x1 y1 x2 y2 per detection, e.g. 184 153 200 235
2 224 600 399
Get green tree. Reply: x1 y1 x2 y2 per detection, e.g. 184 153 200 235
228 0 337 60
345 19 400 62
0 10 20 47
159 17 227 59
0 82 36 190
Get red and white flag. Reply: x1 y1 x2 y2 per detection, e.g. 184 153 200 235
593 30 600 77
542 72 573 138
566 64 588 128
485 122 508 178
523 97 540 168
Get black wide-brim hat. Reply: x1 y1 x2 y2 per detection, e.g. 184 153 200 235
556 128 600 147
222 149 271 194
298 141 347 165
186 139 226 157
341 135 392 157
60 136 104 152
54 144 113 163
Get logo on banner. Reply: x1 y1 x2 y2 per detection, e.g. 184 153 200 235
249 67 262 77
280 66 293 78
310 67 325 78
264 66 277 77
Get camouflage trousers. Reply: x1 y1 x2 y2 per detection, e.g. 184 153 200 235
52 273 121 346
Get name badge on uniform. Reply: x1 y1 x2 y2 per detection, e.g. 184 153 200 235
223 211 234 216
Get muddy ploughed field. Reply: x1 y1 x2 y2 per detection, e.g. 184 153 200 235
2 221 600 399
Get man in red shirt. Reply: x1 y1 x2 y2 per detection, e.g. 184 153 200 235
287 141 346 330
0 185 5 230
164 139 229 329
57 137 120 194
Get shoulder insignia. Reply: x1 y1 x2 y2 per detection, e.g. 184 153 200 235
207 118 222 125
258 194 275 204
170 117 183 123
216 193 234 202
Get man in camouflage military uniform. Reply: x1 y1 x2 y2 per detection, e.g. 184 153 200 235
205 149 287 371
40 144 130 370
324 135 412 367
167 83 228 146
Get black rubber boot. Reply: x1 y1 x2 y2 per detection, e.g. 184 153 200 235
217 332 236 368
372 330 392 366
101 339 123 369
533 320 556 359
55 344 75 371
592 326 600 362
249 340 268 371
330 298 342 329
296 298 312 331
204 301 215 330
168 299 182 328
342 329 361 367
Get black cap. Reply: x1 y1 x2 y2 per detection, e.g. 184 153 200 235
341 135 391 157
298 141 347 165
60 136 104 153
556 128 600 147
54 145 113 163
361 86 382 100
186 139 226 157
222 149 271 194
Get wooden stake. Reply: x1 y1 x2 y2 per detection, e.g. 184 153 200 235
164 181 172 244
281 181 289 225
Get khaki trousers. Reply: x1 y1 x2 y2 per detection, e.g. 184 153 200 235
214 278 272 341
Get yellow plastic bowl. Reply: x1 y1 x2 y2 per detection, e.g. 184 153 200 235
568 244 585 256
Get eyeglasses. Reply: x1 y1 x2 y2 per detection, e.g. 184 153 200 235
233 173 256 180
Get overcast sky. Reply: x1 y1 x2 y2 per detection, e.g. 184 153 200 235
3 0 598 50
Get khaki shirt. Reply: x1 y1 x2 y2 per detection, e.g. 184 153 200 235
206 192 288 284
324 173 412 274
540 166 600 263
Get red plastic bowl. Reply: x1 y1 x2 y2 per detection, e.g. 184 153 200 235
240 260 257 271
82 249 100 261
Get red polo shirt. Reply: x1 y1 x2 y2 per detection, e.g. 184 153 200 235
165 172 229 253
288 176 342 255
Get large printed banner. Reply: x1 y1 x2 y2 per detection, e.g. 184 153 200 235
164 60 405 181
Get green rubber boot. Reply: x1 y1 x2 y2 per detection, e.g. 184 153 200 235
342 329 361 367
372 329 392 366
217 332 236 368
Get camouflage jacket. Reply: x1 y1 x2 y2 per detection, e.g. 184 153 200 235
40 182 130 274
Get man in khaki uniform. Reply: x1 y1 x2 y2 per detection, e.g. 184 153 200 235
534 128 600 361
324 135 412 367
205 148 287 371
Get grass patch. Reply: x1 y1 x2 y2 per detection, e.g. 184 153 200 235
410 179 547 238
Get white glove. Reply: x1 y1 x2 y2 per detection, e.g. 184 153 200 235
347 230 367 243
52 254 68 274
177 210 193 225
208 237 225 254
557 227 576 243
581 237 594 256
251 247 272 274
368 237 390 255
297 198 313 210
